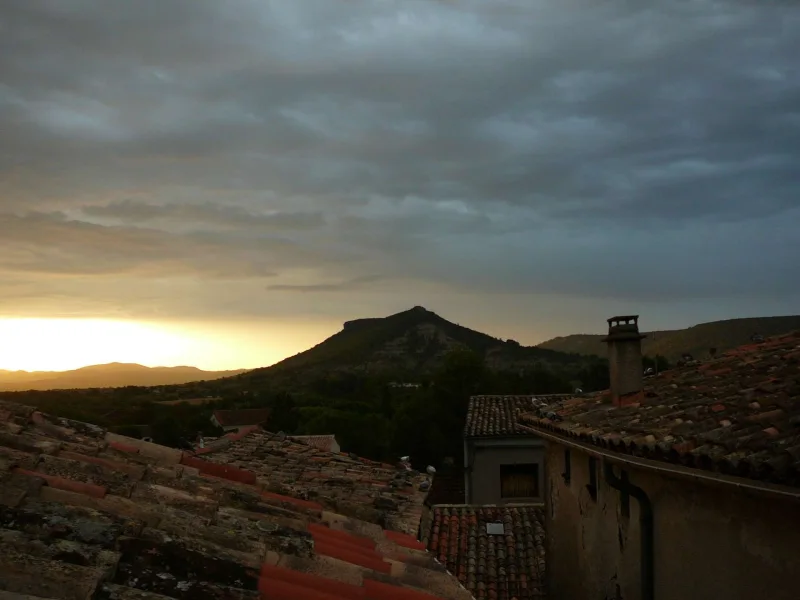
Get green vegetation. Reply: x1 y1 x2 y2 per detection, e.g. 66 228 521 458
0 306 618 468
7 309 791 468
538 315 800 362
3 348 600 468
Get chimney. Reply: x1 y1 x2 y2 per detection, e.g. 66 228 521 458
602 316 646 406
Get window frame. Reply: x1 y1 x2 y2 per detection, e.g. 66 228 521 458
499 462 540 499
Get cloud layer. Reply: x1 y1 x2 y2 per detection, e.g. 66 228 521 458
1 0 798 335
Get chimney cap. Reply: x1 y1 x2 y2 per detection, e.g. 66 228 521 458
603 315 646 343
607 315 639 325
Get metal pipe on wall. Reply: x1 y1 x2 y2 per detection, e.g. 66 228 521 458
604 461 654 600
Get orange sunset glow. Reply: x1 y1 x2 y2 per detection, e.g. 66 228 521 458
0 318 332 372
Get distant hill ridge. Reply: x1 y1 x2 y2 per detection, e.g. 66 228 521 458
0 362 246 391
538 315 800 361
227 306 594 389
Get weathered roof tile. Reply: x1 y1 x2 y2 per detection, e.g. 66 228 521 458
520 330 800 488
425 505 546 600
465 395 570 438
0 399 467 600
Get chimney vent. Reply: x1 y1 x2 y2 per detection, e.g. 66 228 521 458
602 316 646 407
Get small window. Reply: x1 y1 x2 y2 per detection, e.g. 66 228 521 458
500 463 539 498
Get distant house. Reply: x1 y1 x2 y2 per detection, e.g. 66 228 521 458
210 408 271 432
289 434 341 454
463 394 569 505
518 316 800 600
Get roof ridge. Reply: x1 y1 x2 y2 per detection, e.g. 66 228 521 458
518 328 800 489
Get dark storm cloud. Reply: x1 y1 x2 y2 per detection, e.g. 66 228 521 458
0 0 798 321
81 200 326 230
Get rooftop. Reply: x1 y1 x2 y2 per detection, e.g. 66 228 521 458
199 428 426 535
212 408 271 428
519 330 800 488
0 399 473 600
289 434 339 453
423 505 546 600
465 395 570 438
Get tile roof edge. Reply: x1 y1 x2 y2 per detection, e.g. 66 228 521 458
429 556 477 600
463 432 538 439
467 393 573 400
428 502 545 509
518 419 800 502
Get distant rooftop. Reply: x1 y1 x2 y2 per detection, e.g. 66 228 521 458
465 395 571 438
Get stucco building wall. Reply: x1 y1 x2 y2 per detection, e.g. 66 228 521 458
466 437 546 505
546 442 800 600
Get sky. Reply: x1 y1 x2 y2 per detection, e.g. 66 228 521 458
1 0 799 371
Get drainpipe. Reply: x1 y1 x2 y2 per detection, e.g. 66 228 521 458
463 439 475 503
603 461 654 600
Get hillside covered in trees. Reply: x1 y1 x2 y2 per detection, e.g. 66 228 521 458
538 315 800 361
0 306 665 469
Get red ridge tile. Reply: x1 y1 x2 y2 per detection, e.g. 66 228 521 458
260 578 355 600
314 539 391 574
363 578 442 600
13 467 106 499
108 441 140 454
310 531 382 562
260 564 364 600
180 454 257 484
384 530 426 551
308 523 376 550
225 424 260 441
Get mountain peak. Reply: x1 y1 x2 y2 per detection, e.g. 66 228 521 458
257 306 570 377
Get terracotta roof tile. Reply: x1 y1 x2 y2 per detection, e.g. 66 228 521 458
290 435 339 453
0 399 468 600
424 505 546 600
465 395 570 438
519 330 800 488
201 429 428 535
